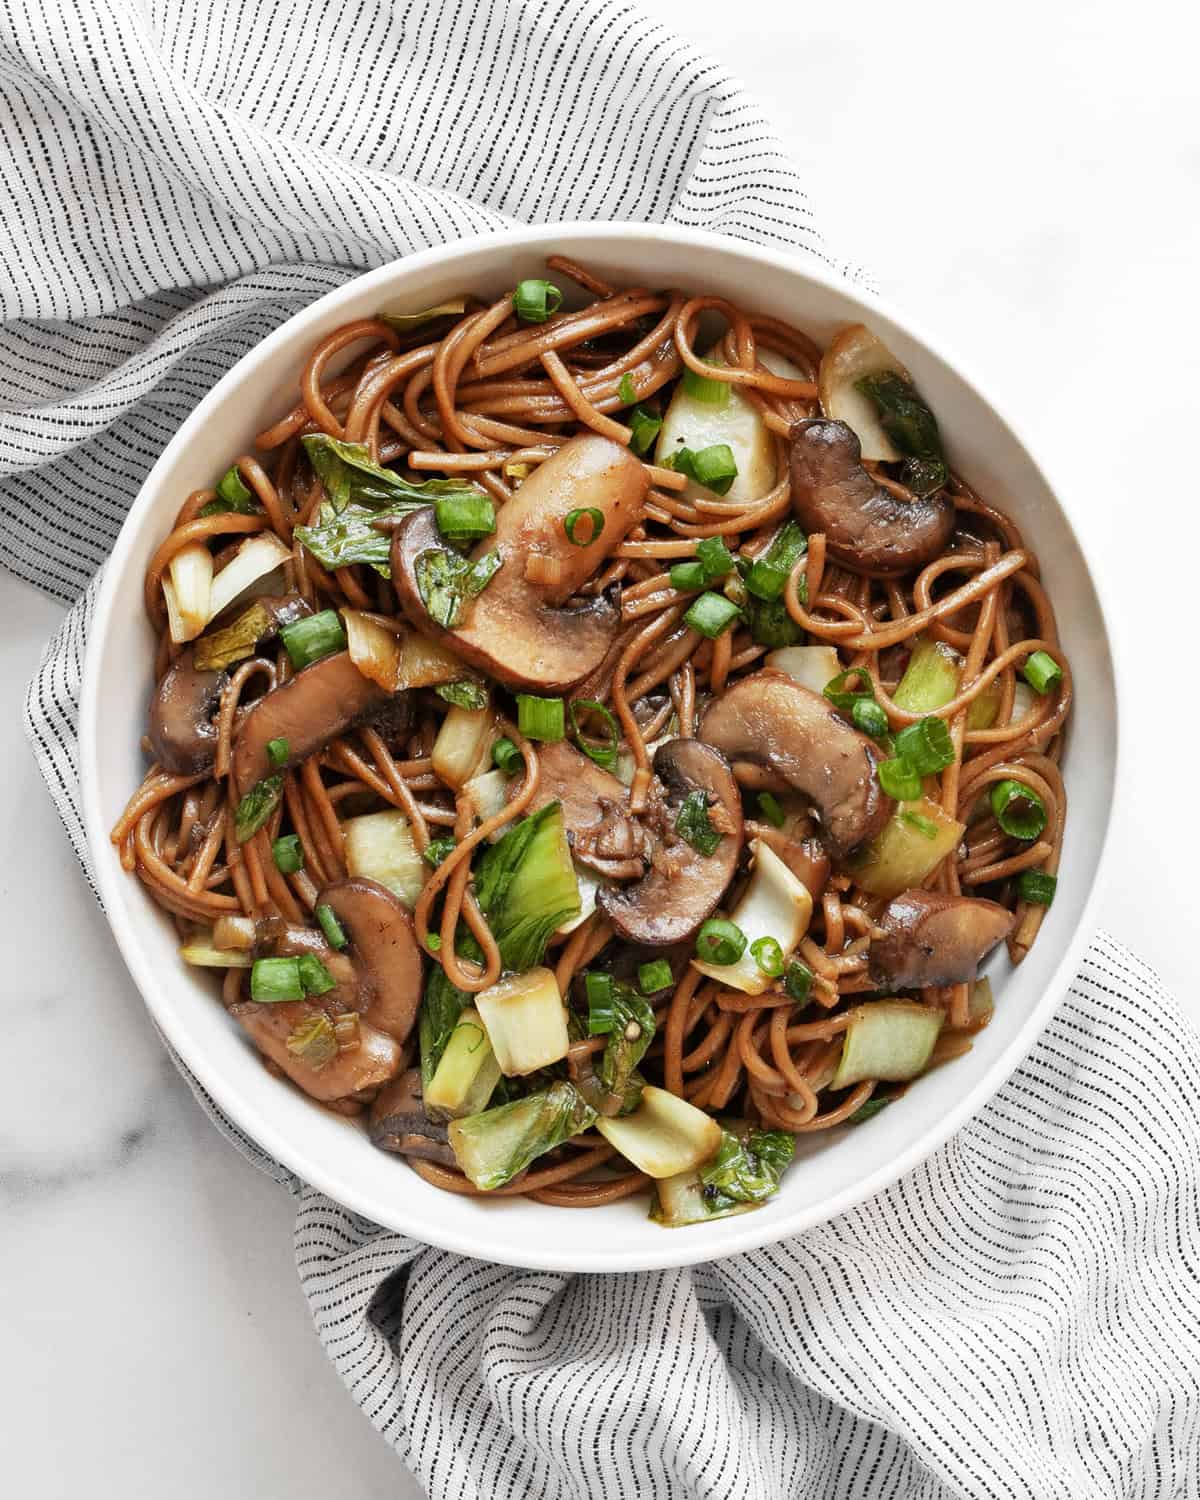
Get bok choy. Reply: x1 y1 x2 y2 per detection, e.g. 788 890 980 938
448 1080 596 1190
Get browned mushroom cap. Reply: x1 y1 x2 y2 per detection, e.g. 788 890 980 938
316 877 423 1045
790 418 954 575
700 670 891 860
511 739 648 880
391 434 647 692
869 889 1015 988
369 1068 457 1165
231 651 402 794
231 1000 402 1102
598 740 743 947
147 649 226 774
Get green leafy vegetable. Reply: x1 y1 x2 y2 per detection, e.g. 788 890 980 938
235 774 283 843
295 434 486 577
586 979 655 1113
378 298 467 332
854 371 948 497
848 1094 895 1125
415 546 503 627
448 1080 596 1190
199 465 262 518
436 679 489 711
423 836 456 868
675 789 722 857
699 1128 795 1205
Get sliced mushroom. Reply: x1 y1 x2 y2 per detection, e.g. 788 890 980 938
774 835 832 902
598 740 742 947
316 877 423 1045
391 434 647 692
868 889 1015 989
231 1000 402 1102
512 740 648 880
148 649 226 774
700 670 891 860
231 651 403 793
369 1067 457 1165
789 418 954 574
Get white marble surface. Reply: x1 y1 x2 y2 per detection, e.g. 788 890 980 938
2 2 1196 1495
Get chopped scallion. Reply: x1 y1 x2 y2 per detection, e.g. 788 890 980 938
627 406 661 457
750 935 784 978
824 667 875 712
516 693 566 742
513 279 563 323
1018 870 1058 905
893 716 954 775
618 373 637 405
1023 650 1063 695
689 442 738 495
745 521 807 601
696 536 735 581
683 590 740 639
681 360 731 406
637 959 674 994
852 699 889 740
695 918 746 967
564 507 604 546
250 956 303 1003
315 903 347 950
669 560 706 592
990 779 1047 841
280 609 346 670
492 737 523 775
879 758 923 802
435 493 495 543
272 834 303 874
266 736 290 770
298 953 336 997
584 971 614 1014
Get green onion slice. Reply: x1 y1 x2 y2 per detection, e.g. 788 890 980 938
690 442 738 495
272 834 303 874
584 971 615 1018
1023 650 1063 695
893 715 954 774
266 736 290 770
824 667 875 712
516 693 566 742
569 698 619 770
315 903 348 950
990 779 1048 840
670 560 706 592
618 373 637 404
745 521 807 601
852 699 889 740
637 959 673 994
513 279 563 323
298 953 336 997
695 535 735 581
750 936 784 978
628 406 662 456
681 361 731 406
250 956 303 1003
684 590 741 639
879 758 923 802
1018 870 1057 905
564 507 604 547
695 918 747 966
492 737 523 775
435 493 495 543
280 609 346 671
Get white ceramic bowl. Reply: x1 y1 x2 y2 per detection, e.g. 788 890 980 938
80 224 1118 1272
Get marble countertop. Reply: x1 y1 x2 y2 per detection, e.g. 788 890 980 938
3 2 1196 1495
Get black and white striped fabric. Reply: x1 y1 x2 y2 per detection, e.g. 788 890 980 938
4 4 1198 1496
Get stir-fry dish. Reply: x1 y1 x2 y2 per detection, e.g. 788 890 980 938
114 259 1071 1225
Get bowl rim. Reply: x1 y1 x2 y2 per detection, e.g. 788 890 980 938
79 221 1120 1271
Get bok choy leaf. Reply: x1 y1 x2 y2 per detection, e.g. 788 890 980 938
448 1080 597 1190
699 1127 795 1205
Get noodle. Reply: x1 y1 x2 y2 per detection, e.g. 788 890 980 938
115 259 1072 1215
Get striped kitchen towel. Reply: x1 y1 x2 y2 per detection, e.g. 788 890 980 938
3 3 1197 1497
